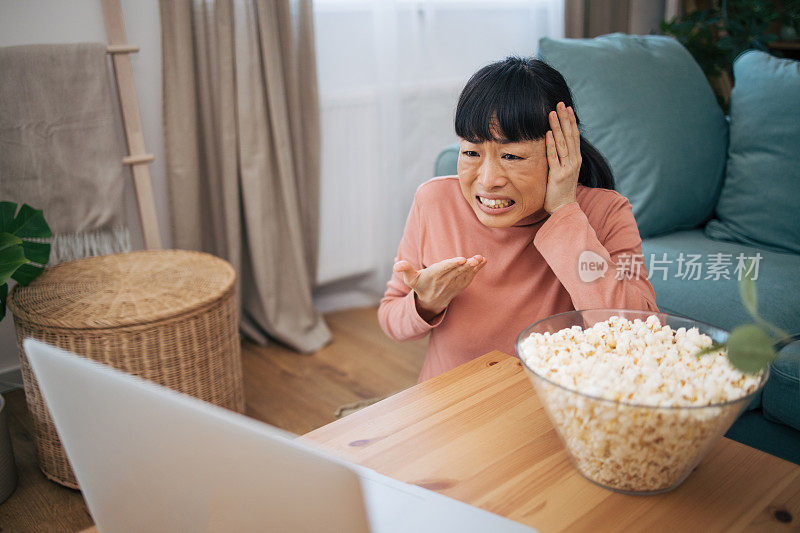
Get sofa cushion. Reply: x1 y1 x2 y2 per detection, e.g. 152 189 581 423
538 33 728 238
641 229 800 424
434 142 459 177
704 50 800 254
641 230 800 333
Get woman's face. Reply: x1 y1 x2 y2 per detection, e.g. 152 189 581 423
457 130 549 228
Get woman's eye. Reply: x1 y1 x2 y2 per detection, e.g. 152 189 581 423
462 150 479 157
502 153 522 160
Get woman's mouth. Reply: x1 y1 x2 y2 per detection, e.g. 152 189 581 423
476 195 515 214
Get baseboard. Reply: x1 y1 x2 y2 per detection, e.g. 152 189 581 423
313 273 383 314
314 288 381 314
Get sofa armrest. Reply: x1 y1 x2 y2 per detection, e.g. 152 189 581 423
762 341 800 433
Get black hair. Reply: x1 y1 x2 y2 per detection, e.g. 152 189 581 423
455 56 614 190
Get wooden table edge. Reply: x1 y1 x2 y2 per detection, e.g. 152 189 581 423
299 350 800 532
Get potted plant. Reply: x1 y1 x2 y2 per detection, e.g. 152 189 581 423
1 202 52 320
661 0 786 111
0 201 51 503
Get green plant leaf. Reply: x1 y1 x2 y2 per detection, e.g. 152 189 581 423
0 203 16 233
0 232 22 253
726 324 777 374
736 257 788 339
11 263 44 286
21 240 50 265
11 204 52 239
0 283 6 321
739 258 759 320
0 242 26 286
0 203 51 322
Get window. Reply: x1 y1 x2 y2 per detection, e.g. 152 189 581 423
313 0 565 289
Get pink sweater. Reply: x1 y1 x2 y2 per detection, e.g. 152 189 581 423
378 176 659 382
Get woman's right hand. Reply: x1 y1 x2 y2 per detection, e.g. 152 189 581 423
393 255 486 322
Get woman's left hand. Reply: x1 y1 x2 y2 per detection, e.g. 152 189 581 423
543 102 581 214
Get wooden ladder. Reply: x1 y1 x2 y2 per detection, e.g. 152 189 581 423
101 0 162 250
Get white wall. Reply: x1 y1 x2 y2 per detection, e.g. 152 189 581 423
0 0 170 375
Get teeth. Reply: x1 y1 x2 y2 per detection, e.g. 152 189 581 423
479 196 512 208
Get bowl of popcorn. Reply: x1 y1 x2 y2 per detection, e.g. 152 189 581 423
515 309 769 495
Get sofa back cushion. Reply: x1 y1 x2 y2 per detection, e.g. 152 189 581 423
538 33 728 238
704 50 800 254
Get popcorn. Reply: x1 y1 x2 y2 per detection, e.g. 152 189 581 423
518 315 764 492
520 315 761 407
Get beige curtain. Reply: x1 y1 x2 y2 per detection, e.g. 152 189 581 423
160 0 331 353
565 0 684 38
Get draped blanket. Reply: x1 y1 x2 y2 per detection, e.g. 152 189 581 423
0 43 130 263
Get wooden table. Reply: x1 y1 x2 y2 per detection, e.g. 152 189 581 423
300 351 800 532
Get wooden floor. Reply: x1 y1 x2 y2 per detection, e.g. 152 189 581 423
0 307 427 532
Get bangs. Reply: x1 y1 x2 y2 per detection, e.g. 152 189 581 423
455 58 552 144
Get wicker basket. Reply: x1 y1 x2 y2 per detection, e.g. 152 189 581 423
8 250 244 488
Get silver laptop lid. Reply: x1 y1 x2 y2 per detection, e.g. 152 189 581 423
23 338 371 533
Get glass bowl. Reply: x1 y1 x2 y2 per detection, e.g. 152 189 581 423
514 309 769 495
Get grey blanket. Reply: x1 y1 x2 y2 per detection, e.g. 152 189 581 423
0 43 130 263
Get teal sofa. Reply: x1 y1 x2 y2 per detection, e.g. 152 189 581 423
434 35 800 465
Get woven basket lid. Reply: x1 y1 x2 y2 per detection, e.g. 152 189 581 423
9 250 236 330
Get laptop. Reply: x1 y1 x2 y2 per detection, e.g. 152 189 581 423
24 339 535 532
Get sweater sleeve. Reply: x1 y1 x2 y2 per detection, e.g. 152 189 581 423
377 197 447 341
533 199 659 312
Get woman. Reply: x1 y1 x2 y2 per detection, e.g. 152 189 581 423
378 56 658 382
